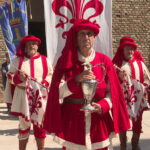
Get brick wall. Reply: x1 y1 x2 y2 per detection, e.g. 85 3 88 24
0 0 150 100
112 0 150 69
0 26 7 102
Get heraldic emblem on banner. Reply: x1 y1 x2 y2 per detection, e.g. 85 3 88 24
52 0 103 38
122 75 149 121
44 0 112 66
25 78 48 127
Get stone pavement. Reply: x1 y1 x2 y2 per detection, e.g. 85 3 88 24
0 102 150 150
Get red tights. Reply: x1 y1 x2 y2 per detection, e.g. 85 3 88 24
132 111 143 133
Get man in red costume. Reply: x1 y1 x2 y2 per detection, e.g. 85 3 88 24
4 35 53 150
113 36 150 150
43 17 131 150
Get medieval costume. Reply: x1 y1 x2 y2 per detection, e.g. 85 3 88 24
44 18 130 150
4 35 53 149
113 36 150 150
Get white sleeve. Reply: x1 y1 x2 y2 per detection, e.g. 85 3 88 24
59 79 72 99
104 79 112 109
142 62 150 85
44 58 53 86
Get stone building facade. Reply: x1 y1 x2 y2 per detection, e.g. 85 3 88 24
112 0 150 68
0 0 150 100
0 27 7 101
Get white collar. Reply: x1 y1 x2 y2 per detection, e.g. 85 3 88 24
78 48 95 63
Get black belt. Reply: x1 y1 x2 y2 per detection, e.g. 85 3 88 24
63 97 99 105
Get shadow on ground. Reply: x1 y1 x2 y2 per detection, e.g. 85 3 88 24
0 105 18 120
0 129 18 136
0 114 18 120
0 129 34 136
113 139 150 150
0 106 6 109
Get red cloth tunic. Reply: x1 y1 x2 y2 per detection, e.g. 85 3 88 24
44 52 130 150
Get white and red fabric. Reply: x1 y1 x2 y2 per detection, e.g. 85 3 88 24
44 0 112 66
25 78 48 126
18 116 47 140
44 5 129 148
4 54 53 126
113 37 150 121
122 74 148 121
116 59 150 120
44 50 130 149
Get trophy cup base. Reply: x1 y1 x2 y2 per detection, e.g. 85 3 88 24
82 104 95 111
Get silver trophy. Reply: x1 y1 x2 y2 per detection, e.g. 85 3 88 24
81 63 106 111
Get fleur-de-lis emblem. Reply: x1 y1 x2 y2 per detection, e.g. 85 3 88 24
52 0 103 38
28 88 46 115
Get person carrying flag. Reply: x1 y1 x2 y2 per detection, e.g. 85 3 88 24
4 35 53 150
113 36 150 150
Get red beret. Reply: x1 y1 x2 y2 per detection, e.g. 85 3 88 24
16 35 41 56
120 36 134 44
74 19 100 36
119 41 137 50
21 35 41 46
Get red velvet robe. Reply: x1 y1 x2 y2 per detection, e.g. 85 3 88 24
44 52 130 150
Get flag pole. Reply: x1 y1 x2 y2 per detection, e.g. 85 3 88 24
10 63 47 88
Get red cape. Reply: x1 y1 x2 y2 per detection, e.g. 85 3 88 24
44 20 130 135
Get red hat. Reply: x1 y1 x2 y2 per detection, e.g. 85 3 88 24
113 37 144 67
74 19 100 36
16 35 41 56
120 36 134 44
118 41 137 51
55 19 102 70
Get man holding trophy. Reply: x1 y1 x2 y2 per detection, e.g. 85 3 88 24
44 19 130 150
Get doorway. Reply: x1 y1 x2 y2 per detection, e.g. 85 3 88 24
28 22 46 56
27 0 46 56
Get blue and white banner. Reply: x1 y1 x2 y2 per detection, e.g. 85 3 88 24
0 6 16 62
0 0 28 61
44 0 112 66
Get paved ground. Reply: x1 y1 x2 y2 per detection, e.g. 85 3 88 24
0 102 150 150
